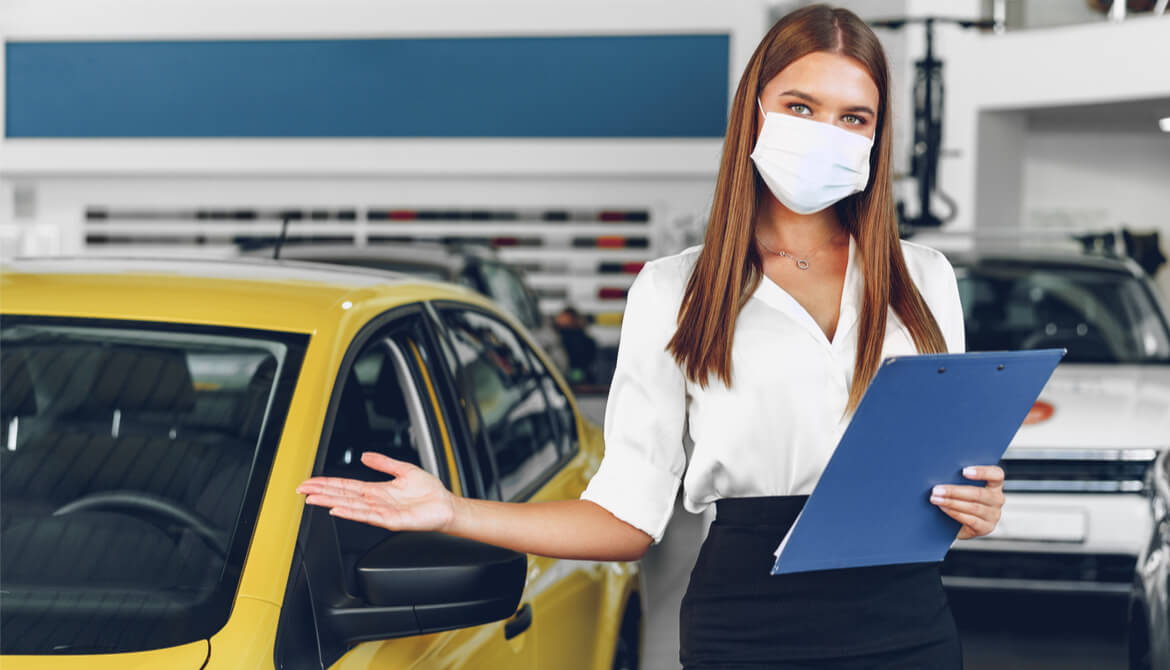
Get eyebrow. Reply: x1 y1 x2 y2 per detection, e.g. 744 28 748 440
778 89 876 116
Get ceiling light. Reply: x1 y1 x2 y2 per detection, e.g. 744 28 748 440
1160 117 1170 132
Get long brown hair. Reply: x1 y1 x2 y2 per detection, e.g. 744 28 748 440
665 3 947 414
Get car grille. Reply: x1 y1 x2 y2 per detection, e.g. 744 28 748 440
1000 449 1157 493
940 549 1137 592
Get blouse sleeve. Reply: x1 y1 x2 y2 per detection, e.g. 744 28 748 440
579 260 688 544
937 253 967 354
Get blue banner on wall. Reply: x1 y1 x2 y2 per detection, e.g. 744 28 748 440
5 35 729 138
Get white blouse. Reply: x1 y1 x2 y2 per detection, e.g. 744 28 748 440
580 234 966 543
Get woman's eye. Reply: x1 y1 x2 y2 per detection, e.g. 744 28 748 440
787 103 812 115
842 114 866 126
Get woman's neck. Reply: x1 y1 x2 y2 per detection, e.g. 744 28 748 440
755 194 846 251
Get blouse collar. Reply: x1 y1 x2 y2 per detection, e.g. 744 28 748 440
751 232 861 350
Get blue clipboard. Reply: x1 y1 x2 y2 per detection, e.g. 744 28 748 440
771 348 1066 575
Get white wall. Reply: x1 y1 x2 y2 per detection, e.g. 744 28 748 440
973 109 1028 229
1022 129 1170 299
947 14 1170 233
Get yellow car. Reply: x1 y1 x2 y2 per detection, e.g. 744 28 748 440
0 257 644 670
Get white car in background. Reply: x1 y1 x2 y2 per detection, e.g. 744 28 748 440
936 248 1170 597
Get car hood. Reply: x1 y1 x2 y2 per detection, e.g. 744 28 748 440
0 640 208 670
1007 364 1170 452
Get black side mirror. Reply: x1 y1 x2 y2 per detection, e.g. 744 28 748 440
323 531 526 645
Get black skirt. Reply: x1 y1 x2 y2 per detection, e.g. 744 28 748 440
679 495 963 669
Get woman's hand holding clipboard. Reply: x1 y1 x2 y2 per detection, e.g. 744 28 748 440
771 348 1066 576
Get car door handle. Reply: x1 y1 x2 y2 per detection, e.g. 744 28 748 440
504 602 533 640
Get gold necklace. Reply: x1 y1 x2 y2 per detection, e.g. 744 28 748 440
755 228 842 270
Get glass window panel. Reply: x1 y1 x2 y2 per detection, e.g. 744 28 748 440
956 265 1170 364
0 319 292 654
437 308 560 500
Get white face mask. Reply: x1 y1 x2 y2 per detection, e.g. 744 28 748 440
749 97 875 215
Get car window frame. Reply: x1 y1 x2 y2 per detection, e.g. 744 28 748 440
425 299 580 503
274 303 455 669
314 305 452 488
421 301 500 501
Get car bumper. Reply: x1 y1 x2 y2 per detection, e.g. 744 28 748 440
941 493 1151 595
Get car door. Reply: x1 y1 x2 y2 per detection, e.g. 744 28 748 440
274 305 536 670
427 301 607 670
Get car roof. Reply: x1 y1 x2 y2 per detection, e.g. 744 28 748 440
241 241 499 269
0 255 481 333
941 248 1141 277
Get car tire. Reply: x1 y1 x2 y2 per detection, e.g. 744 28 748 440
611 599 642 670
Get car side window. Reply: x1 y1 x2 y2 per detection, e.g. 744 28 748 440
318 315 444 568
435 307 564 501
523 343 579 460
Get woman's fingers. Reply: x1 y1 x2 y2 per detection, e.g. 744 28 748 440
296 453 418 496
296 476 368 496
931 483 1003 506
329 504 391 528
297 483 361 500
301 482 407 508
304 491 372 510
297 454 455 533
360 451 416 477
962 464 1005 487
932 475 1003 539
304 491 408 531
936 504 995 536
298 474 410 499
931 495 998 520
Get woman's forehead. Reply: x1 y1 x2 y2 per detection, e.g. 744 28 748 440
762 52 879 107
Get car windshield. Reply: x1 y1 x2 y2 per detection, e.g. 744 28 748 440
0 317 303 654
955 263 1170 364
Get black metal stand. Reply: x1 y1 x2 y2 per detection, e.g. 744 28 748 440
870 16 995 233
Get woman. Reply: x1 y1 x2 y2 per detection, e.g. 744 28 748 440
298 5 1004 668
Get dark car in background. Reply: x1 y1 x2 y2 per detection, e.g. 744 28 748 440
242 242 571 375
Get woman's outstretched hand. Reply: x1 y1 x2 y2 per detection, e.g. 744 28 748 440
930 465 1006 540
296 452 458 533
